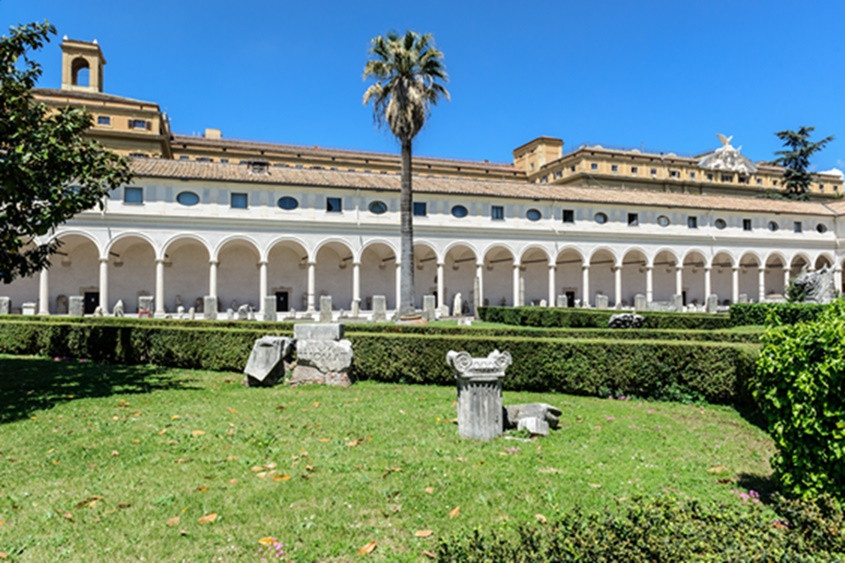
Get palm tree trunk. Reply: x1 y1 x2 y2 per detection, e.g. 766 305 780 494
399 137 416 316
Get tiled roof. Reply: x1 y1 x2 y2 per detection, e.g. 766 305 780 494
131 158 836 216
171 134 518 173
33 88 160 108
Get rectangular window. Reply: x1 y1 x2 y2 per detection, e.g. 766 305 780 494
196 157 213 162
220 158 229 163
570 165 576 172
793 221 803 233
650 168 657 175
742 218 752 231
687 216 698 229
326 197 342 212
721 174 733 182
611 164 618 172
491 205 504 220
413 202 427 216
553 170 563 179
707 173 714 181
756 178 762 185
123 187 143 204
129 119 149 130
669 170 679 178
628 212 639 226
562 209 574 223
689 172 696 179
97 115 111 126
631 166 638 174
231 192 248 209
178 155 189 160
819 184 825 192
590 163 598 170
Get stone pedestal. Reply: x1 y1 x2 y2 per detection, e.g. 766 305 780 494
706 294 718 313
69 296 84 317
319 295 332 322
350 299 360 318
446 350 512 440
22 302 36 316
422 295 435 321
634 293 647 311
671 294 683 312
289 323 353 387
556 295 567 308
738 293 749 304
204 296 218 320
372 295 386 322
138 295 154 315
595 294 609 309
244 336 293 386
263 296 276 321
0 297 10 315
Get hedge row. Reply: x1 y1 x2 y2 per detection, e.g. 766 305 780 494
479 306 732 330
0 320 757 404
729 302 832 326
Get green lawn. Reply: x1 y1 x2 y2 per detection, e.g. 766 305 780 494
0 354 774 560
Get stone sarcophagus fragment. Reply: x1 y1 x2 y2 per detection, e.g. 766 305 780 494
446 349 512 440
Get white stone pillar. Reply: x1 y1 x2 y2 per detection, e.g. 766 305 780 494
783 267 791 292
476 264 484 307
835 267 843 295
703 267 711 300
582 264 590 307
258 260 268 312
646 266 654 303
731 267 739 303
758 267 766 302
99 258 109 313
547 263 556 307
352 261 361 307
394 263 402 312
209 260 219 299
512 263 520 307
437 262 445 310
613 266 622 307
38 267 49 315
306 261 316 313
155 259 165 314
675 266 684 296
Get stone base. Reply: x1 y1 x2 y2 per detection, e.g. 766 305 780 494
517 417 549 436
289 365 351 387
396 314 427 326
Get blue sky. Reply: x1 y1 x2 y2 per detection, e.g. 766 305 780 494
3 0 845 172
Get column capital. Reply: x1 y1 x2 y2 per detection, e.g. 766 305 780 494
258 260 268 266
156 258 166 265
99 257 109 264
437 262 445 268
352 261 361 267
307 260 316 267
703 266 711 272
645 265 654 272
209 259 220 266
548 262 556 269
732 266 740 272
582 264 590 271
612 265 622 272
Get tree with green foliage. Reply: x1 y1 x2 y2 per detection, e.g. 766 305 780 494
0 21 132 284
755 300 845 500
774 126 834 200
363 31 449 316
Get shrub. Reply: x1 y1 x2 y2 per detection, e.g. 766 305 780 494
479 306 731 330
730 302 830 327
436 494 844 561
754 299 845 500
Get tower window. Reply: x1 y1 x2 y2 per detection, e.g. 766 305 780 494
562 209 574 223
326 197 342 212
627 213 639 226
97 116 111 126
123 187 143 204
413 202 427 216
687 216 698 229
742 218 752 231
231 193 248 209
491 205 504 220
793 221 803 233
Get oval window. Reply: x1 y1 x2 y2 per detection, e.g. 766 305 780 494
176 191 199 206
277 196 299 210
714 218 727 230
768 221 779 232
368 200 388 215
594 212 608 224
451 205 468 218
817 223 828 234
657 215 670 227
526 208 542 222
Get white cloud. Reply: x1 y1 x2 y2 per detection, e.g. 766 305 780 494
820 167 843 178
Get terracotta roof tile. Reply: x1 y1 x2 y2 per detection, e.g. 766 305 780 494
131 158 836 216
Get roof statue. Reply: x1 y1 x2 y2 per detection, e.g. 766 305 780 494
697 134 758 174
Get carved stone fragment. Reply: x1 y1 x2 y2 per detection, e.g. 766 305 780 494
447 350 512 440
244 336 293 387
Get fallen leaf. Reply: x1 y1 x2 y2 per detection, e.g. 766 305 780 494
258 537 277 546
158 428 167 435
250 466 264 472
190 430 205 436
117 502 132 509
445 418 458 424
357 540 377 555
175 457 191 464
707 465 730 474
228 478 238 484
166 516 180 527
256 471 268 479
110 450 119 456
273 474 292 482
265 462 277 469
171 415 180 420
538 467 561 474
535 513 548 524
112 416 119 421
306 465 315 472
0 552 6 559
197 513 218 525
195 486 208 493
346 438 365 447
318 438 330 443
226 407 238 414
415 530 434 538
167 440 179 445
132 439 140 444
179 529 189 536
382 467 402 478
312 402 320 408
62 511 73 521
448 506 460 518
227 428 234 436
75 495 103 509
225 455 238 461
423 550 436 559
276 405 285 411
588 483 602 488
0 520 3 526
424 487 434 494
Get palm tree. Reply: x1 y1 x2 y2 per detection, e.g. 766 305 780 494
363 31 449 316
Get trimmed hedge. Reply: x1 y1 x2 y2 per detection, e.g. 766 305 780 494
479 306 732 330
0 319 757 404
436 494 844 561
730 302 832 326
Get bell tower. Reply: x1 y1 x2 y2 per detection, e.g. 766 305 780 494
60 36 106 92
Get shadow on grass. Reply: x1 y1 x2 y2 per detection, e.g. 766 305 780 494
734 402 769 433
736 472 780 504
0 355 198 424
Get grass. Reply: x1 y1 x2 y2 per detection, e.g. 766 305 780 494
0 354 775 561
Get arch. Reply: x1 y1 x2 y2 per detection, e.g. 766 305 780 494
443 243 478 313
262 235 309 262
442 240 480 264
266 239 309 314
480 242 516 264
213 235 261 262
649 247 680 268
738 250 762 268
521 246 551 306
71 57 90 87
106 234 156 314
359 238 399 263
554 247 586 307
160 233 213 261
789 251 811 268
764 250 788 268
482 245 516 307
50 230 102 256
814 252 834 270
359 241 397 310
588 245 619 267
314 240 355 310
652 248 682 303
49 232 101 315
680 248 707 266
554 245 586 264
104 231 158 260
710 251 735 306
709 250 735 269
518 244 551 266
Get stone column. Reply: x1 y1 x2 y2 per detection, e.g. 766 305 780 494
352 261 361 309
758 266 766 302
835 267 843 294
446 350 512 441
38 267 49 315
258 260 268 313
476 264 484 307
512 263 520 307
731 266 739 304
613 265 622 308
676 266 684 297
783 267 791 292
155 259 165 315
99 258 109 313
547 263 556 307
645 265 654 303
704 267 711 301
209 260 219 299
306 261 316 313
582 264 590 307
437 262 445 310
394 263 402 312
